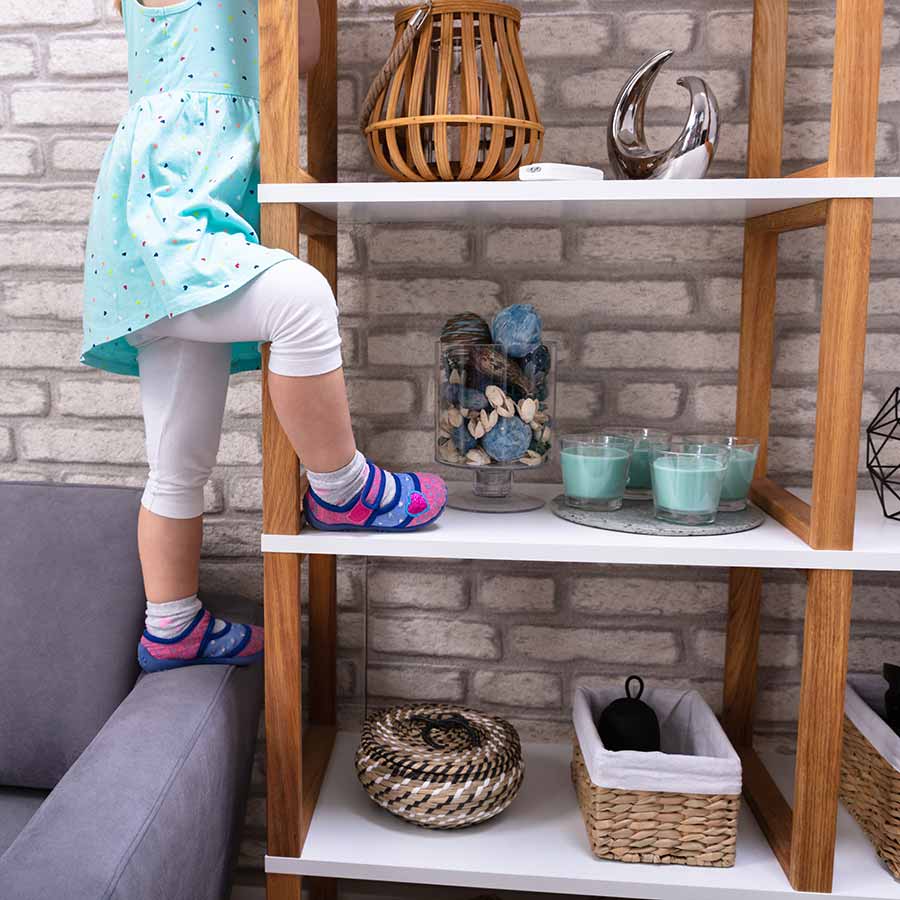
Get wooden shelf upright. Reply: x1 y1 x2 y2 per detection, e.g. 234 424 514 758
255 0 889 897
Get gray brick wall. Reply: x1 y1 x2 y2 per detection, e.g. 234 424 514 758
2 0 900 885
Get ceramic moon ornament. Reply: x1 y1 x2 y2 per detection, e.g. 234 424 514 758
607 49 720 180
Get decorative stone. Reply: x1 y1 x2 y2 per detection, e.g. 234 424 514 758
440 312 493 348
471 346 532 397
481 415 532 462
521 343 551 379
459 387 489 411
491 304 543 358
452 423 476 453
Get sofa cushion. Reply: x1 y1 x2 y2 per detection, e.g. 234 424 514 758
0 482 145 789
0 788 47 857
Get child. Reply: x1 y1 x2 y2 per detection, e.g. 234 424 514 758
85 0 447 673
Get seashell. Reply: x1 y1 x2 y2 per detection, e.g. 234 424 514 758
519 450 544 466
485 385 507 409
460 407 469 417
541 425 552 443
530 419 542 432
449 368 462 385
440 312 493 348
466 447 491 466
480 408 499 432
448 407 463 428
468 419 486 439
533 411 549 425
517 397 537 423
481 415 532 462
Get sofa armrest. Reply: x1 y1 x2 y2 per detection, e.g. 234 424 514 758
0 663 262 900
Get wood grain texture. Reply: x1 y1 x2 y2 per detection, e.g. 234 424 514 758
809 199 873 549
308 878 338 900
749 478 811 544
787 162 829 178
747 199 828 234
828 0 884 178
266 874 302 900
739 746 793 876
721 568 762 748
790 569 854 892
745 0 789 179
302 724 338 839
308 554 337 727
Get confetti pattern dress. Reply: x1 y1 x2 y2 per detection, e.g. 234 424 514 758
81 0 294 376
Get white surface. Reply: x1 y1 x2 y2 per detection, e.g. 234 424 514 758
266 733 900 899
573 685 741 795
262 486 900 571
258 177 900 224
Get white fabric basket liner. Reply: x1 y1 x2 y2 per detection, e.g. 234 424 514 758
846 674 900 773
573 685 742 796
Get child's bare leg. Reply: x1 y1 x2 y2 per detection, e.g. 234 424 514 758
138 508 202 603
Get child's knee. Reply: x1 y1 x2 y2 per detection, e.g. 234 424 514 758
142 466 211 519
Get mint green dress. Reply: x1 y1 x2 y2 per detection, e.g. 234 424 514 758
81 0 293 376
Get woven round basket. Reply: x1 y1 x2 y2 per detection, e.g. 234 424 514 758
355 704 525 829
360 1 543 181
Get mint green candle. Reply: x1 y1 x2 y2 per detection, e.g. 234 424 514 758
720 447 758 506
602 428 670 499
629 446 652 491
561 442 632 511
651 451 728 525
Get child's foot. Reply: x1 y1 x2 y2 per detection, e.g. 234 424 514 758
138 608 264 673
304 459 447 531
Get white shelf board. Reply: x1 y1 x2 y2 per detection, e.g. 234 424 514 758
258 177 900 224
266 733 900 899
262 487 900 571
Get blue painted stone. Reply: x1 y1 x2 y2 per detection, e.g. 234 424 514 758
491 304 543 358
522 344 551 381
442 383 460 405
452 423 476 453
459 387 489 411
481 415 532 462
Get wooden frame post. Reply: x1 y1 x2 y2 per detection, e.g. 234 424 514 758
259 1 338 898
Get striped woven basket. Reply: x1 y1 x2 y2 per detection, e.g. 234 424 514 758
355 704 525 829
572 741 740 867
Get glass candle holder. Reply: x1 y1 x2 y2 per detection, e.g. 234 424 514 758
560 434 635 512
602 427 671 500
682 435 760 512
650 441 731 526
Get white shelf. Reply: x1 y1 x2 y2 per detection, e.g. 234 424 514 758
266 733 900 899
258 177 900 224
262 487 900 572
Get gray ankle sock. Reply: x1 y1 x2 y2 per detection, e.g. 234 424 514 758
307 450 397 506
145 594 224 639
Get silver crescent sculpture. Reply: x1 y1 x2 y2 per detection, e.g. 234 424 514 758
607 49 720 180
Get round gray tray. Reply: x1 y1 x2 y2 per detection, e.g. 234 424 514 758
550 495 765 537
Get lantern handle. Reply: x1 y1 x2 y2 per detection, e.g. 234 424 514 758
625 675 645 700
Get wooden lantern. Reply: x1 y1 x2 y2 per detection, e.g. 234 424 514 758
362 1 544 182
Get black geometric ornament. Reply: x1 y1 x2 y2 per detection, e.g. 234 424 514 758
866 387 900 521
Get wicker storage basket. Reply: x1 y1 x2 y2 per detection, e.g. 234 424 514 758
355 704 525 829
361 1 543 182
572 685 741 867
841 675 900 878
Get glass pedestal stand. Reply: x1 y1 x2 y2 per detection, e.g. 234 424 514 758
448 468 545 513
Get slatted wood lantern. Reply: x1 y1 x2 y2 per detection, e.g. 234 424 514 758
361 1 544 181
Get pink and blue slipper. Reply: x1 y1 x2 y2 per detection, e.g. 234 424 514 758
138 609 264 674
304 460 447 532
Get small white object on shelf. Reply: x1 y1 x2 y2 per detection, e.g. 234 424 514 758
518 162 606 181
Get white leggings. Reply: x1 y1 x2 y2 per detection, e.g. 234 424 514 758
128 259 341 519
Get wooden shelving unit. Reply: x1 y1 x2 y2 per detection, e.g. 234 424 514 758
256 0 896 898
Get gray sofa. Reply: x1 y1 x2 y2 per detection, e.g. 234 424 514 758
0 481 263 900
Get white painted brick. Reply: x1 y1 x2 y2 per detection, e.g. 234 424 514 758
519 15 612 58
478 575 556 613
2 281 82 320
849 636 900 672
56 378 141 417
0 1 98 26
776 332 898 377
539 126 607 169
364 278 502 317
368 666 465 701
364 429 434 468
369 568 468 611
578 225 744 263
20 424 144 463
0 465 49 482
0 187 93 225
202 520 262 557
583 331 739 371
340 19 396 64
625 13 696 54
561 69 740 113
218 431 261 465
570 575 724 616
222 375 259 418
0 428 13 462
705 277 817 319
767 436 822 475
228 475 262 512
691 384 734 424
367 229 470 266
0 331 83 370
869 279 900 315
510 626 679 664
0 231 85 271
51 137 109 173
485 228 562 264
371 616 500 660
11 88 129 127
473 671 562 708
617 382 682 419
518 280 692 318
0 38 38 78
0 379 49 416
347 378 416 416
62 470 146 490
368 331 435 367
48 35 128 77
557 382 603 422
0 138 43 176
694 629 800 668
